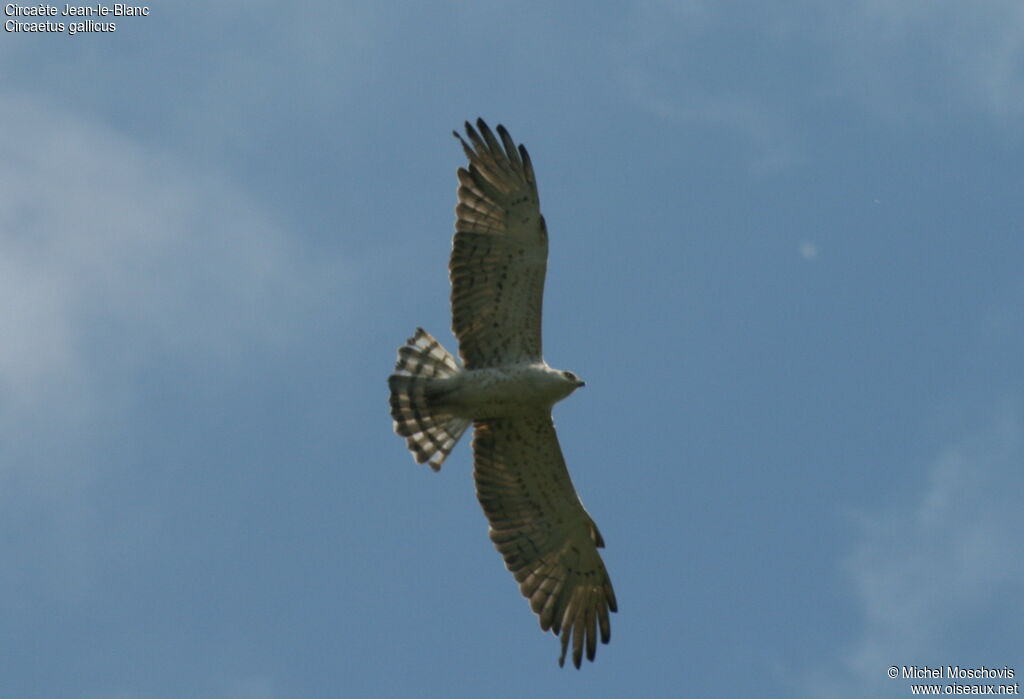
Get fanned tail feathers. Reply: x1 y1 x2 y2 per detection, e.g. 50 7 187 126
388 328 470 470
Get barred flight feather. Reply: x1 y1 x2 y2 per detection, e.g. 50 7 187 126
388 328 470 471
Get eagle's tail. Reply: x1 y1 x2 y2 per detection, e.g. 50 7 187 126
388 328 470 471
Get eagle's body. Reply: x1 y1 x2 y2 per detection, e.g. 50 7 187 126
431 363 581 418
388 119 616 668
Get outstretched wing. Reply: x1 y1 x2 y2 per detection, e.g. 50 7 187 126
472 415 617 668
450 119 547 369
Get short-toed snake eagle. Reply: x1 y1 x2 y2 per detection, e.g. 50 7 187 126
388 119 616 668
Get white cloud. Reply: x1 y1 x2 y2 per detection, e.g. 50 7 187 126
802 411 1024 698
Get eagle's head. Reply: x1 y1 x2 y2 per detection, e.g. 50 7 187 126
560 370 585 389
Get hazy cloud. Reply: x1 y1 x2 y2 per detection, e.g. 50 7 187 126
803 410 1024 698
0 94 334 471
832 0 1024 128
617 1 804 172
620 0 1024 163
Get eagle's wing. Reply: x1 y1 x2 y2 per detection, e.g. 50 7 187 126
451 119 547 369
472 415 617 668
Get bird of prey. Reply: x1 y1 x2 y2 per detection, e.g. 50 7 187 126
387 119 617 668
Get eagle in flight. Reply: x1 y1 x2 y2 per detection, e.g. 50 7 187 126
388 119 617 668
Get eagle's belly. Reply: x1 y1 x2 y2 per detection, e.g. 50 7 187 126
439 365 569 419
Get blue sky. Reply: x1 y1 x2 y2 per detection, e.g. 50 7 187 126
3 2 1023 697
